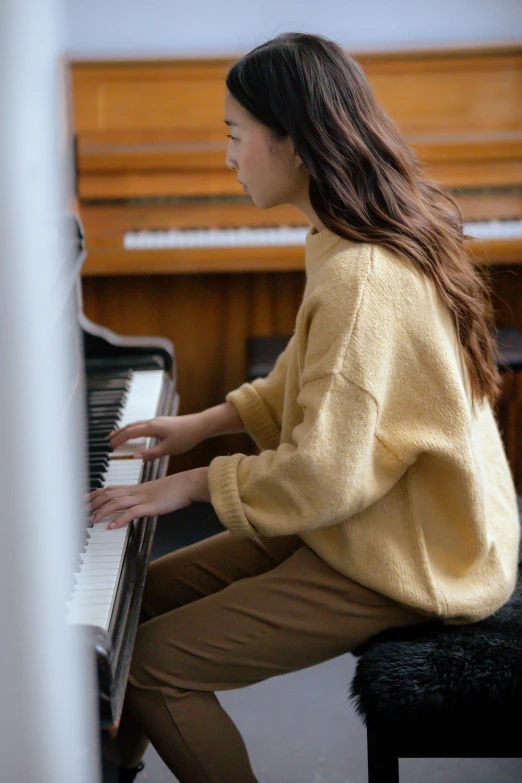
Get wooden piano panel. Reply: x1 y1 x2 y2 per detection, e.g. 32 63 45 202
73 59 231 133
364 48 522 188
364 51 521 135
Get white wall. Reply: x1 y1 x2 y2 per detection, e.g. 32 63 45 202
66 0 522 57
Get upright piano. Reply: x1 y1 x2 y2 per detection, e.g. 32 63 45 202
66 214 178 728
69 42 522 483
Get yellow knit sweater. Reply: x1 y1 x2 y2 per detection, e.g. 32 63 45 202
208 226 520 623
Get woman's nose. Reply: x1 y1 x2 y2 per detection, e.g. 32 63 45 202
226 150 237 172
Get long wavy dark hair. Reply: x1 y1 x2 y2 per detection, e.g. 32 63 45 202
226 32 501 409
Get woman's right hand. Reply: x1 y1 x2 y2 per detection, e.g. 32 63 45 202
109 414 204 461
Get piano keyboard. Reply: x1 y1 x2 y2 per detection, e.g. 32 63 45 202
124 226 309 249
66 368 165 631
123 219 522 250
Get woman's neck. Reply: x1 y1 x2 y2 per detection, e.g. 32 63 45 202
290 179 328 233
297 202 327 234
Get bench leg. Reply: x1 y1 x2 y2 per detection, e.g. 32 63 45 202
366 718 399 783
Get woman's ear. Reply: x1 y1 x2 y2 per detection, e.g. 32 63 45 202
289 139 303 169
279 135 303 169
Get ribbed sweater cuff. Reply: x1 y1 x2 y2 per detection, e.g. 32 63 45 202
208 454 255 536
226 383 280 451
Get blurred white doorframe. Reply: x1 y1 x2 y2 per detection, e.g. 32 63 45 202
0 0 99 781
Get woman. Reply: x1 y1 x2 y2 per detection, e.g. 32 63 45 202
91 32 520 783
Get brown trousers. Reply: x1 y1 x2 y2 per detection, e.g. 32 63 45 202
109 526 426 782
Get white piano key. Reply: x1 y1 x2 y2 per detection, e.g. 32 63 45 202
87 528 125 544
80 555 122 564
70 590 115 601
83 543 125 552
81 544 123 554
74 570 118 580
75 583 119 592
74 581 118 591
81 543 123 553
76 570 120 579
77 557 121 566
75 576 119 585
104 465 143 476
75 565 120 575
74 582 117 591
87 530 127 541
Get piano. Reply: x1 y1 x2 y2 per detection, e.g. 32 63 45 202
68 42 522 486
65 214 178 728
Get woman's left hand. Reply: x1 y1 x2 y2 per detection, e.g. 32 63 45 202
87 468 210 529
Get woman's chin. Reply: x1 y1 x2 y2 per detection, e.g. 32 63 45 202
253 194 284 210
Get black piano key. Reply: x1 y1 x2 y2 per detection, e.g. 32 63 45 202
89 462 108 472
88 422 119 434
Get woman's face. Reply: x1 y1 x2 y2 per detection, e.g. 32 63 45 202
224 90 306 210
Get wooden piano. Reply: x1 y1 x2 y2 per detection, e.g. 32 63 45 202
70 42 522 483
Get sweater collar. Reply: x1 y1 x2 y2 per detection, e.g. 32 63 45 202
304 224 347 281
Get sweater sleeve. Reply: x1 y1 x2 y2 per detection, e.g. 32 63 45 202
208 373 407 537
225 336 294 451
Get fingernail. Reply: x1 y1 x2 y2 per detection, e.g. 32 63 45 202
108 523 115 529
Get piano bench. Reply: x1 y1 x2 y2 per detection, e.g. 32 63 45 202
246 335 292 381
349 496 522 783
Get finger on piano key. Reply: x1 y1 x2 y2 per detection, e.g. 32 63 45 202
87 484 130 502
109 419 150 443
90 493 145 524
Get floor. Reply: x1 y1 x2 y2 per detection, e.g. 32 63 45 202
102 503 522 783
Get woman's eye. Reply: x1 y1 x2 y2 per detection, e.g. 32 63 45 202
226 134 238 141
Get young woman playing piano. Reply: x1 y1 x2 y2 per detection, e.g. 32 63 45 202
89 32 520 783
